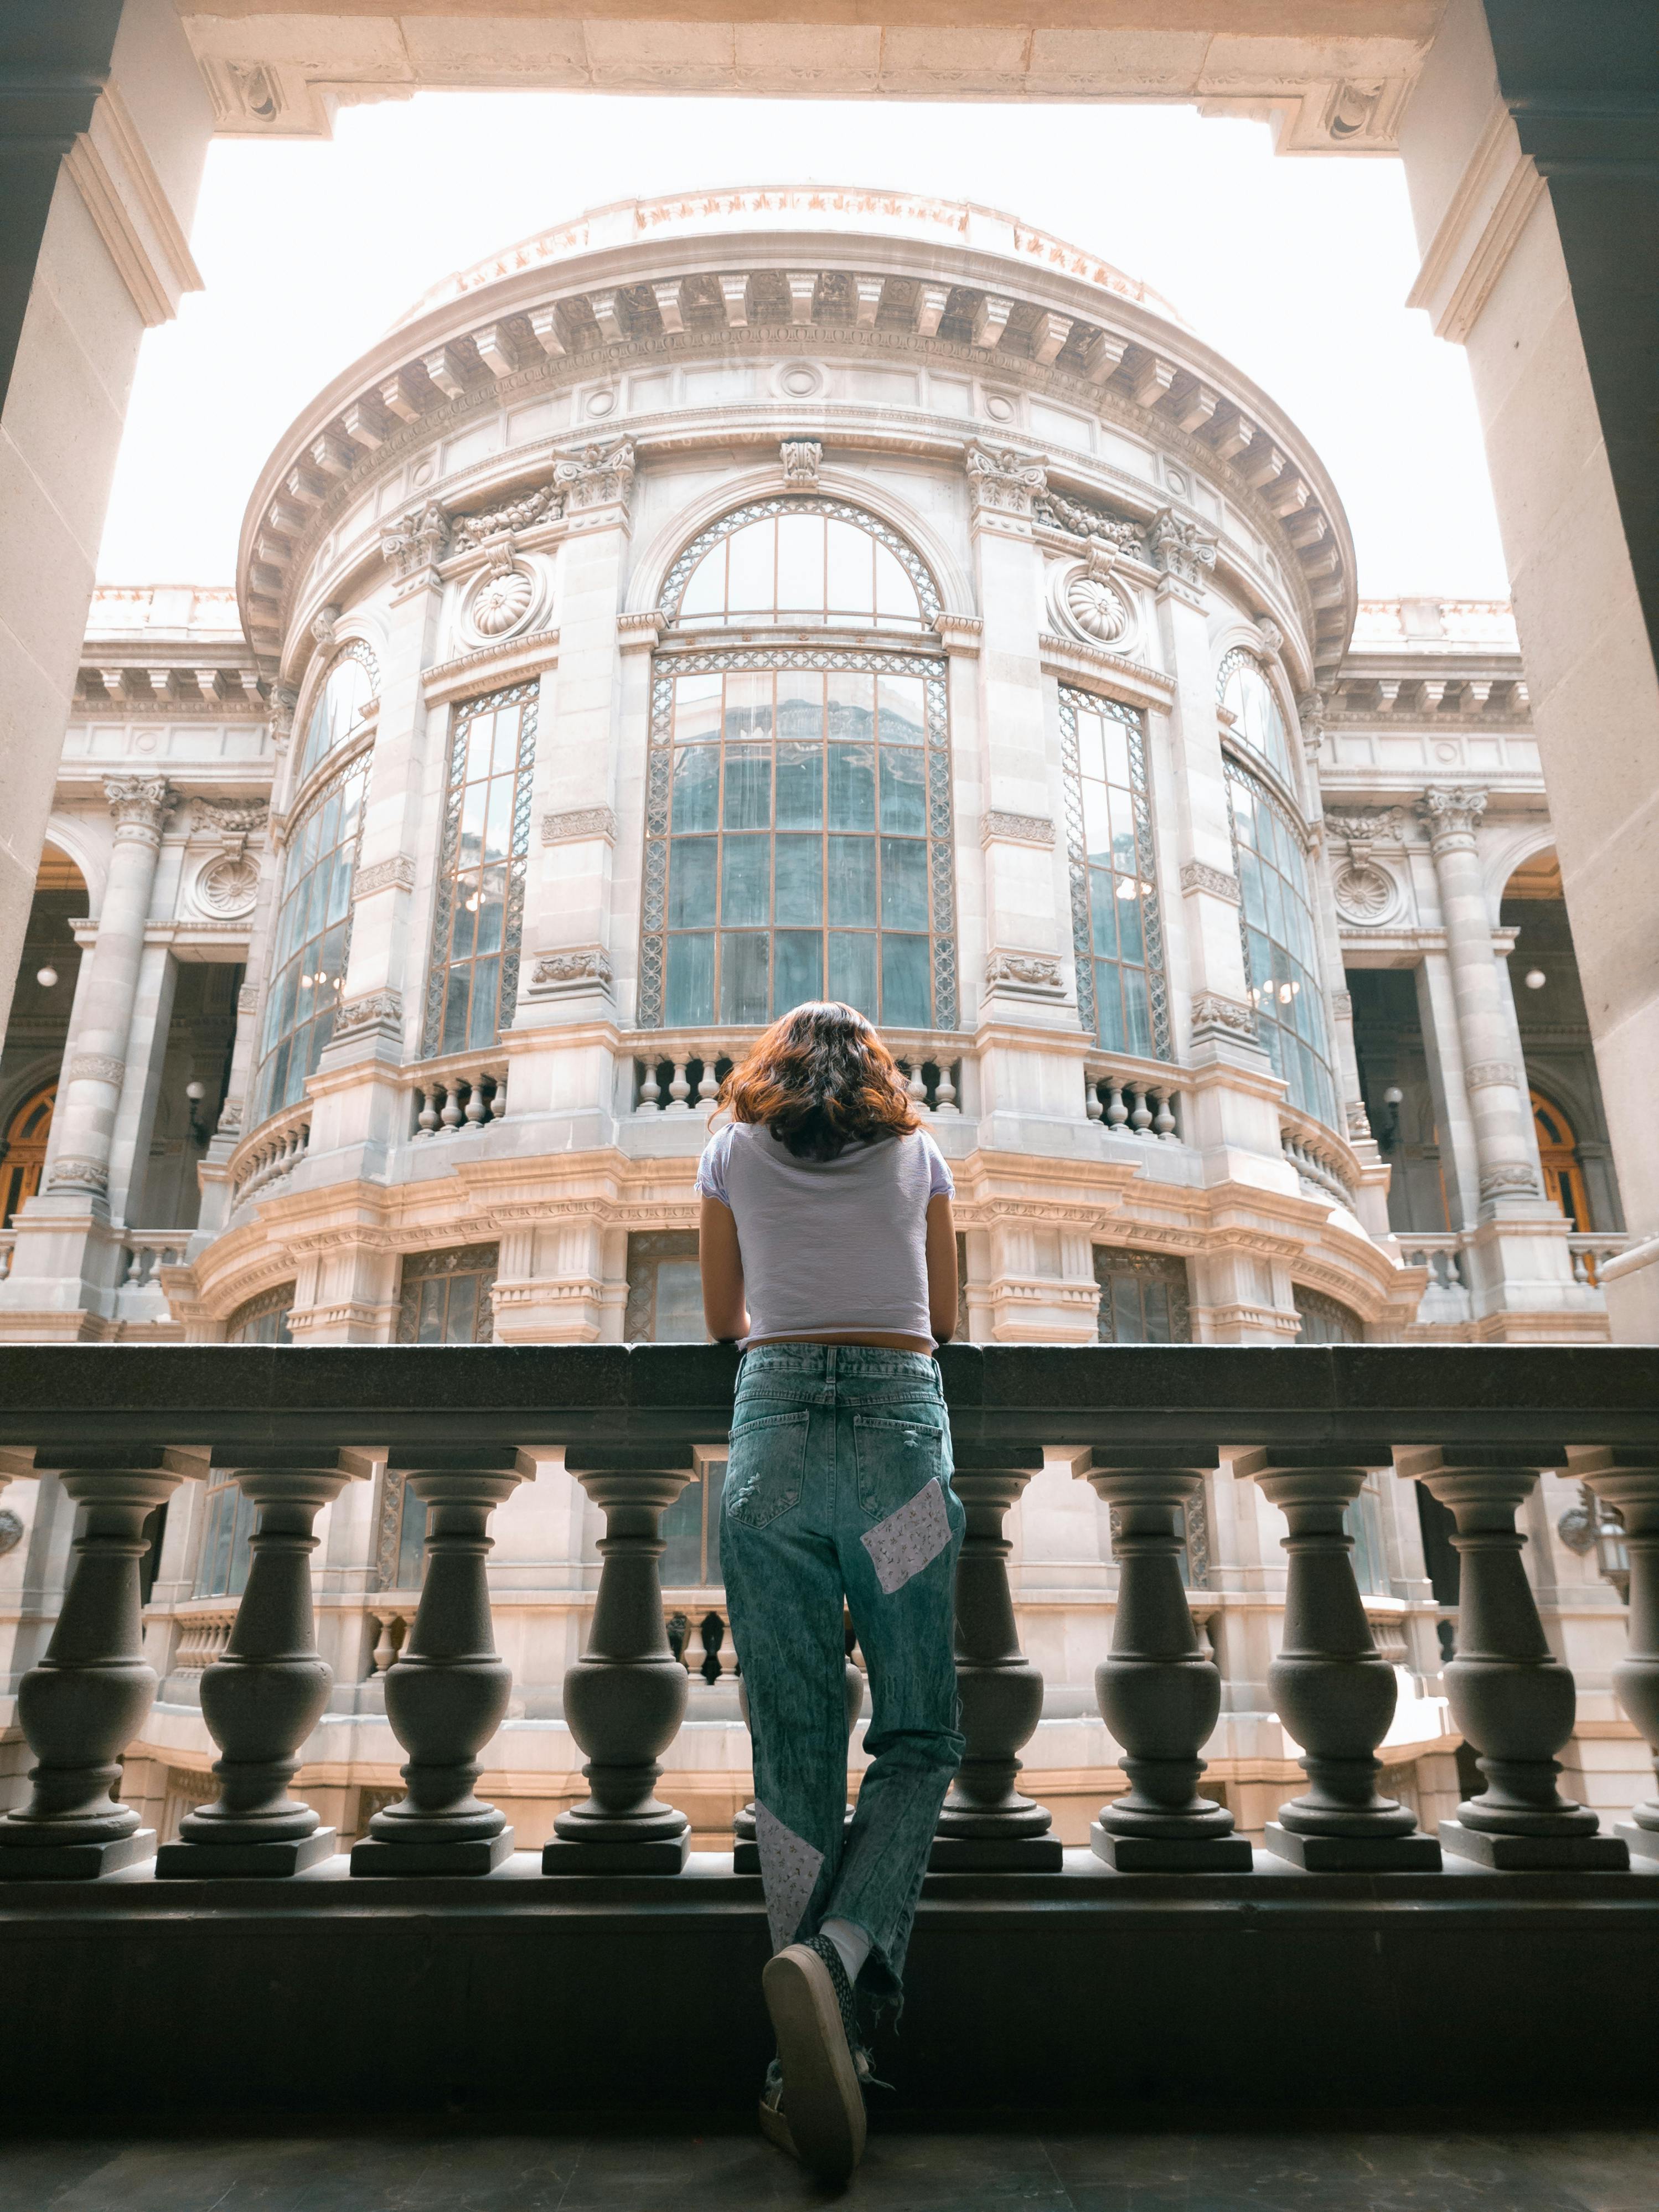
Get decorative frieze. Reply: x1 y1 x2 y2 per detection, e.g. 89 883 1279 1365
1032 487 1143 556
780 439 822 485
1465 1061 1526 1092
981 812 1055 850
332 991 404 1045
45 1155 110 1195
542 808 617 846
1479 1161 1542 1201
965 443 1046 524
529 948 614 996
1189 991 1258 1042
617 611 667 653
553 440 635 513
449 477 562 556
352 855 417 901
1179 861 1241 905
66 1054 126 1087
984 952 1066 998
189 798 267 840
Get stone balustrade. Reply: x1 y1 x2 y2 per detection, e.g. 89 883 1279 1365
1280 1111 1361 1208
0 1233 12 1283
228 1107 311 1211
408 1056 510 1137
119 1234 188 1291
630 1036 964 1117
1084 1061 1183 1143
0 1343 1655 1888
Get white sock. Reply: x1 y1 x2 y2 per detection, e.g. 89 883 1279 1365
820 1916 871 1986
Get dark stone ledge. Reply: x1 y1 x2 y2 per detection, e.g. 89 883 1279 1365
0 1342 1655 1451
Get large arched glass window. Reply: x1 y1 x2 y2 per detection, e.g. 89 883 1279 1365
1218 649 1293 787
422 683 537 1056
1225 758 1338 1131
1060 685 1170 1061
251 757 367 1124
298 642 378 782
662 499 938 634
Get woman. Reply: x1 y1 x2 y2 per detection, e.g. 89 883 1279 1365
698 1001 963 2181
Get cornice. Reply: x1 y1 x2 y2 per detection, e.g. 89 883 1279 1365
1038 631 1175 709
1407 102 1547 345
63 83 203 330
421 629 560 705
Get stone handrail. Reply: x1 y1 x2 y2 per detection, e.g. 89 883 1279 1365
226 1103 312 1211
1279 1106 1362 1207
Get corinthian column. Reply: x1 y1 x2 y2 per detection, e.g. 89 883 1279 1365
1418 787 1546 1216
43 778 173 1211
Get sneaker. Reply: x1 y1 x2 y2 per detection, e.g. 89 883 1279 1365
757 2060 798 2161
761 1935 867 2178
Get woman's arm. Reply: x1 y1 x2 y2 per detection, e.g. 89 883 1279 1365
926 1192 959 1346
700 1195 749 1343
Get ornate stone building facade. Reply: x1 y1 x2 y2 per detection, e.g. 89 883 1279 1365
0 193 1640 1844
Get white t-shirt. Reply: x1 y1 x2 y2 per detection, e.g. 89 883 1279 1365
695 1119 955 1348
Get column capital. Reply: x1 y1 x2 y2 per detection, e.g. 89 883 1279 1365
1419 783 1489 852
553 438 636 520
964 441 1046 530
102 776 173 844
1145 507 1218 590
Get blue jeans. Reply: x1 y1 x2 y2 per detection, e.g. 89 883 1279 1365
722 1343 965 2025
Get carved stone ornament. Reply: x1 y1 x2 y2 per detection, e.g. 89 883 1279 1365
981 811 1055 849
1189 991 1258 1041
1179 861 1241 905
449 478 562 556
1465 1061 1526 1092
46 1155 110 1195
312 604 341 649
1331 988 1354 1019
268 685 297 753
190 797 268 840
781 440 823 485
66 1053 126 1087
984 952 1065 996
1479 1160 1541 1200
531 948 614 994
216 1096 244 1136
0 1510 23 1558
236 984 261 1015
1032 487 1143 557
1419 785 1488 850
1298 689 1328 741
552 440 636 513
965 442 1047 523
352 855 416 901
1144 508 1218 586
1061 562 1134 649
196 852 260 918
1254 617 1284 658
467 562 537 639
104 775 172 842
381 500 451 577
542 807 617 846
331 990 404 1043
1344 1097 1373 1141
1332 859 1400 927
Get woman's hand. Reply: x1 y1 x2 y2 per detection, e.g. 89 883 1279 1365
926 1193 958 1346
700 1195 749 1343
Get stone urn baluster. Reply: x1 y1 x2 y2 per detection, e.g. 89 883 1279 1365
1085 1451 1252 1870
545 1446 694 1873
160 1452 371 1877
352 1449 533 1876
932 1446 1061 1869
1397 1448 1627 1868
0 1450 199 1878
1569 1448 1659 1863
1235 1449 1439 1869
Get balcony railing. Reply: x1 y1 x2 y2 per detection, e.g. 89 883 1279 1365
0 1345 1655 1893
626 1029 967 1117
226 1102 311 1211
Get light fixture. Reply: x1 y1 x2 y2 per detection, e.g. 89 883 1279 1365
1379 1084 1404 1151
35 965 58 988
184 1078 209 1146
1524 968 1547 990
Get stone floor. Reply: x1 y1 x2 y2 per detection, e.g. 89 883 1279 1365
1 2125 1656 2210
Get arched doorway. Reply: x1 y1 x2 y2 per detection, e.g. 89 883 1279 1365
2 1083 55 1226
1532 1088 1591 1231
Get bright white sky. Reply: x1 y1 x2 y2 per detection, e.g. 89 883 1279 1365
99 93 1510 599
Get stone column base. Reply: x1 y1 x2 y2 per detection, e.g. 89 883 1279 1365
351 1830 514 1877
1438 1817 1628 1870
157 1828 338 1879
542 1834 690 1875
929 1834 1064 1872
0 1827 156 1879
1616 1820 1659 1863
1090 1821 1253 1872
1264 1821 1441 1872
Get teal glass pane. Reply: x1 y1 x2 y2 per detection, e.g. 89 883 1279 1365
880 933 930 1028
668 838 717 927
774 835 822 925
1117 882 1145 965
1142 1281 1172 1343
660 1472 705 1586
672 746 719 831
721 834 770 927
474 870 505 955
876 675 925 745
1095 962 1124 1051
441 967 469 1055
828 743 875 831
467 957 499 1049
878 747 926 834
723 669 772 739
773 930 823 1014
1112 1274 1143 1342
1089 867 1119 958
828 836 876 926
723 745 772 830
880 838 928 930
666 932 714 1025
776 744 823 829
827 672 874 741
828 931 877 1017
720 932 769 1023
1123 966 1152 1056
395 1479 427 1587
776 672 823 743
451 887 476 960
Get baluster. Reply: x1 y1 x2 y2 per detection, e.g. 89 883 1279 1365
1234 1450 1439 1868
463 1078 488 1129
666 1060 691 1112
695 1059 717 1113
906 1062 927 1113
1129 1086 1153 1138
1572 1247 1591 1285
1152 1090 1178 1143
1086 1076 1103 1124
933 1448 1061 1869
637 1060 660 1113
1083 1451 1251 1869
697 1610 724 1683
370 1611 405 1674
1105 1083 1128 1134
489 1069 507 1120
439 1085 464 1133
353 1448 531 1875
1569 1450 1659 1861
546 1446 694 1872
0 1449 195 1878
159 1454 370 1877
416 1086 441 1136
736 1652 864 1870
1395 1449 1626 1867
934 1062 959 1116
120 1248 139 1289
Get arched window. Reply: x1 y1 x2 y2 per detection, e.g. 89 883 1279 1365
298 641 378 782
2 1083 54 1227
642 500 955 1032
251 757 367 1125
1060 686 1170 1061
1293 1285 1362 1343
1226 758 1338 1131
663 499 938 633
1218 649 1294 787
423 683 538 1056
1533 1088 1591 1229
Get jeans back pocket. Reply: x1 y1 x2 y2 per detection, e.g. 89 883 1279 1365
852 1412 946 1521
725 1408 810 1529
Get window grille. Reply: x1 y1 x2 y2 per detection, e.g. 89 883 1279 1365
1226 759 1339 1131
1093 1248 1192 1343
297 640 378 782
1217 647 1294 787
252 757 367 1125
1060 686 1170 1061
624 1231 705 1342
423 684 538 1057
660 499 939 630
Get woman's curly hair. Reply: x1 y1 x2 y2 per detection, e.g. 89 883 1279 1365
719 1002 920 1161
